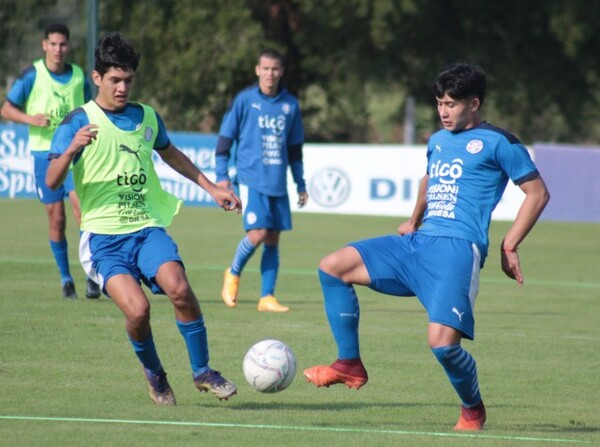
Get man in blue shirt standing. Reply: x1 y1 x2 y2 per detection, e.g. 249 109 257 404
215 49 308 312
304 62 550 431
1 24 99 299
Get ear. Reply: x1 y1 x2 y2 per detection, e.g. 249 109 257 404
91 70 102 88
255 65 260 77
470 97 481 113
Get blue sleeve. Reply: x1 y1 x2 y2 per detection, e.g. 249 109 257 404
219 95 244 139
49 108 89 163
6 66 36 108
287 102 304 146
215 136 233 182
495 138 538 185
154 111 171 150
290 160 306 193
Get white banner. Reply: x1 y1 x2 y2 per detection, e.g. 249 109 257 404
291 144 527 221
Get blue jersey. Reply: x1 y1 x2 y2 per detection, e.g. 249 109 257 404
419 122 539 264
6 63 92 108
218 85 304 196
49 102 170 161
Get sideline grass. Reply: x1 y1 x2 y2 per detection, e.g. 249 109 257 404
0 199 598 446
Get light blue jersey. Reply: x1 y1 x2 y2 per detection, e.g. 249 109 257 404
217 85 304 196
419 122 538 264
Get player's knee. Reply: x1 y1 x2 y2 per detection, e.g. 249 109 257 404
127 303 151 329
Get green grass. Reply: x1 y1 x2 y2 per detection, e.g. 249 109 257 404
0 199 598 446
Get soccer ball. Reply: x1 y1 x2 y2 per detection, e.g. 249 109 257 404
243 339 297 393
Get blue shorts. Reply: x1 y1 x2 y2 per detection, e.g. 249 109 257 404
349 232 481 340
79 227 182 296
238 184 292 231
33 152 75 204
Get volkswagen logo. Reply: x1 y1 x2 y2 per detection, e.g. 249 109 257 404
309 167 351 208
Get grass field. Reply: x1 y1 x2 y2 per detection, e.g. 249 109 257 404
0 199 598 447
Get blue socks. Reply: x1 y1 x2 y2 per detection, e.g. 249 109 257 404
129 331 162 373
431 344 482 407
49 239 72 284
261 244 279 296
231 236 257 276
177 317 210 378
319 269 361 359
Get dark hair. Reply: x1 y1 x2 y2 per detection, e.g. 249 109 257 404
257 49 284 66
433 62 487 106
44 24 70 40
94 32 140 76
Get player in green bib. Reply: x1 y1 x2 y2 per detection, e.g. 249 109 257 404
47 32 242 405
1 24 100 299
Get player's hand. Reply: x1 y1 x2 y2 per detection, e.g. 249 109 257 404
297 191 308 208
397 220 417 235
213 185 242 214
69 124 98 154
501 247 523 286
30 113 49 127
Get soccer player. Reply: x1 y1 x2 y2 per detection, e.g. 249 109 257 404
303 62 550 431
1 24 101 299
46 32 242 405
215 49 308 312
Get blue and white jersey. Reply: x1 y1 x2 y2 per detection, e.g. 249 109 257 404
419 122 539 264
6 63 92 108
49 102 170 161
219 85 304 196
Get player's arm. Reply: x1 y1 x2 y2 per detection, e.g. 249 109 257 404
289 143 308 208
398 174 428 235
500 175 550 285
46 124 97 189
1 100 49 127
158 143 242 213
215 136 233 189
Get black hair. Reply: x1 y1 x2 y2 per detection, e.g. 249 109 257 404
433 62 487 106
257 49 284 66
94 32 140 76
44 24 70 40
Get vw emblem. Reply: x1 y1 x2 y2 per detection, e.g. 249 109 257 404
309 168 351 208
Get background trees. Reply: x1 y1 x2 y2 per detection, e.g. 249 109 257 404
2 0 600 144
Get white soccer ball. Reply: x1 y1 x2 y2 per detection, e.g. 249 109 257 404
243 339 297 393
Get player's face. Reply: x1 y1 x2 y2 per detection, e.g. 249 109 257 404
436 94 480 132
42 33 69 69
92 67 135 111
255 56 284 96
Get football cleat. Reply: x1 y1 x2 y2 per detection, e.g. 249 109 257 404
62 280 77 299
257 295 289 312
194 369 237 401
454 402 486 431
144 368 176 406
85 277 101 299
304 364 368 389
221 268 239 308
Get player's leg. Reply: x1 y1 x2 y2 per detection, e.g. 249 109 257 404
256 194 291 312
429 324 486 431
141 229 236 401
221 184 263 307
419 237 486 430
66 187 100 299
304 245 371 389
305 234 416 389
106 272 175 405
35 154 75 297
